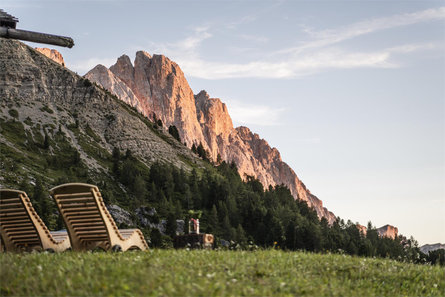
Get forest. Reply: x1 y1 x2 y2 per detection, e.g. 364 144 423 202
14 125 443 266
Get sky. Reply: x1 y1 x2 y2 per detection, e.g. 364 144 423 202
3 0 444 245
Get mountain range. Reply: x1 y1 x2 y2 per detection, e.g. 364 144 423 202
0 38 203 187
85 51 336 223
1 38 406 240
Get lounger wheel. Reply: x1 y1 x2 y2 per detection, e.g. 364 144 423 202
111 245 122 252
45 248 55 253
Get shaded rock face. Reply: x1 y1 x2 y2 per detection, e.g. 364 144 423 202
420 243 445 254
86 51 336 224
107 205 133 226
377 225 398 239
35 47 65 66
85 64 141 111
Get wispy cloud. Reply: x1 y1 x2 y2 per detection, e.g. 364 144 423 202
176 48 396 79
176 26 212 52
153 7 444 80
225 100 285 126
151 26 211 58
279 7 445 55
239 34 269 43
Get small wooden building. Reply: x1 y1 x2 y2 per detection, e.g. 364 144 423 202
174 233 214 249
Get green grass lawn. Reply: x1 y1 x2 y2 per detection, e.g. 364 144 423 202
1 249 444 296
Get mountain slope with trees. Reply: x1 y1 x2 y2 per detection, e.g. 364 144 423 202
0 38 436 265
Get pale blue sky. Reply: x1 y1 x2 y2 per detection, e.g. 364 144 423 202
4 0 444 245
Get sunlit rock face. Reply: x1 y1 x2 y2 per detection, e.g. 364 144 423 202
86 52 337 224
35 48 65 66
356 224 367 236
85 64 141 112
377 224 398 239
1 38 200 172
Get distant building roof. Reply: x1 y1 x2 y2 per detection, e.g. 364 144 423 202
0 9 19 28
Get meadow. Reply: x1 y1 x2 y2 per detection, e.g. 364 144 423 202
1 249 444 296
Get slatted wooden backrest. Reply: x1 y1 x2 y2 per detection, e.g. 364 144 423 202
0 189 42 251
50 183 112 250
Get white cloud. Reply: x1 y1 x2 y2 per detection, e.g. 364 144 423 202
175 48 395 79
281 7 445 55
150 26 212 59
177 28 212 52
225 100 285 126
239 34 269 43
149 7 444 80
387 43 437 54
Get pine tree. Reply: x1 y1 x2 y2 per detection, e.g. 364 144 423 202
166 213 177 238
43 133 50 149
207 205 219 234
168 125 181 142
235 224 247 245
133 175 147 203
33 178 49 225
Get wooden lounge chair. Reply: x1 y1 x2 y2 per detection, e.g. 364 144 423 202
0 189 71 252
50 183 148 251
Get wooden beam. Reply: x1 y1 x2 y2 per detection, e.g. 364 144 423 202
0 27 74 48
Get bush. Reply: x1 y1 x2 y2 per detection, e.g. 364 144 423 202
8 109 19 118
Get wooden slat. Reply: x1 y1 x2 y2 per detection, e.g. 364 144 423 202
58 197 94 204
0 203 22 206
6 230 36 235
64 210 98 215
0 211 27 217
10 234 40 239
71 220 104 228
80 235 109 239
62 206 98 212
0 220 33 225
74 226 106 231
1 216 28 222
56 192 93 199
0 207 25 213
13 239 40 244
0 198 21 203
3 226 34 231
66 214 102 220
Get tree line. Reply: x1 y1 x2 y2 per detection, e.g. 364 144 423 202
16 125 443 266
107 148 442 265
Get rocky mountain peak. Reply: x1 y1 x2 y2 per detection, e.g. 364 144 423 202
86 51 337 224
109 54 135 88
195 90 233 136
35 47 65 66
136 50 152 61
377 224 398 239
420 243 445 254
85 64 141 113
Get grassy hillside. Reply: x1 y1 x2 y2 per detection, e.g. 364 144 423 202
1 250 444 296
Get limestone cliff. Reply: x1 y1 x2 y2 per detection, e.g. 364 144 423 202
420 243 445 254
377 225 398 239
356 224 367 236
35 47 65 66
1 38 200 172
85 51 336 224
101 52 207 148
